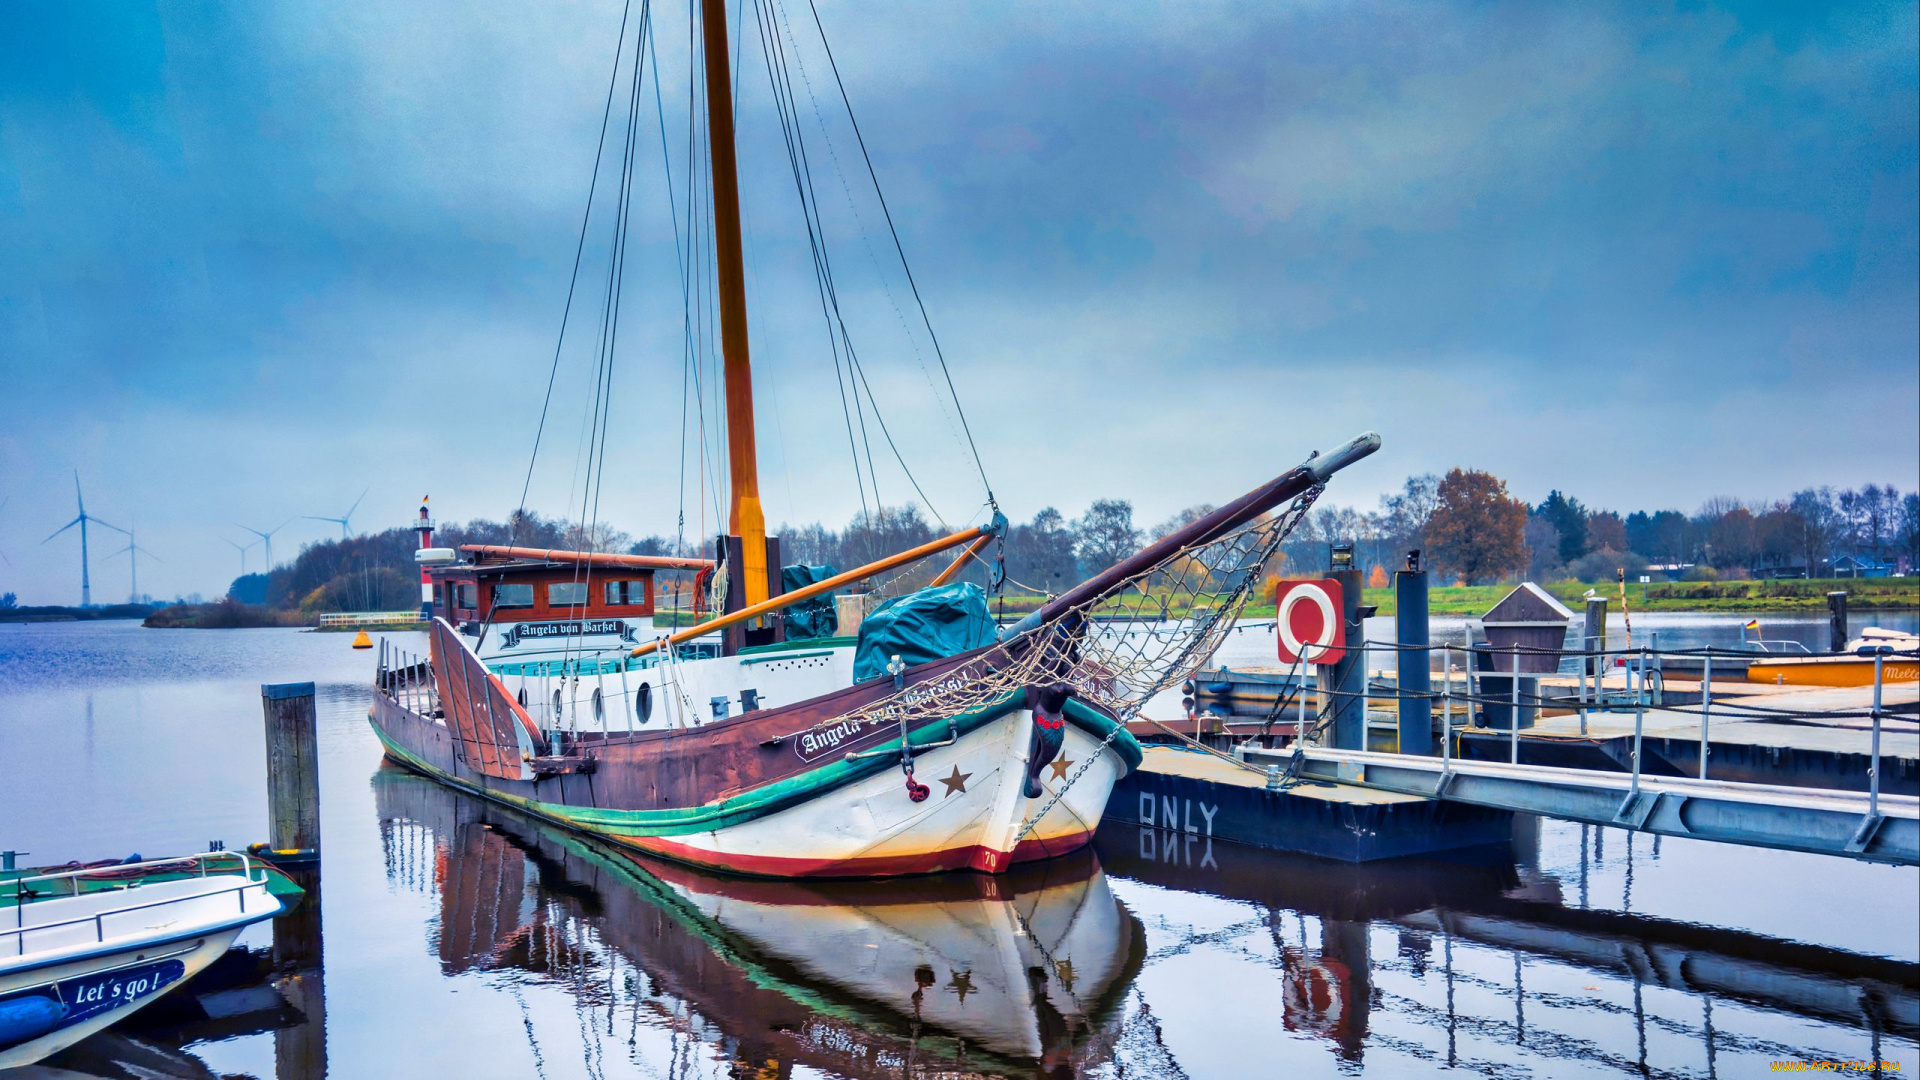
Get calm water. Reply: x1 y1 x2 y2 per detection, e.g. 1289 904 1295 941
1 619 1915 1078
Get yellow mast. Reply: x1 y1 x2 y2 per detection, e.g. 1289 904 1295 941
699 0 770 610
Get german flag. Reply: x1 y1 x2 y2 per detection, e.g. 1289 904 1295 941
1744 619 1760 632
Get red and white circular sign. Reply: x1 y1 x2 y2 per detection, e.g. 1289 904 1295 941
1275 578 1346 665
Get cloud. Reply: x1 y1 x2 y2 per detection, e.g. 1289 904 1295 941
0 0 1914 604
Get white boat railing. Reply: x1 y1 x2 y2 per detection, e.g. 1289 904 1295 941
3 852 270 954
1744 638 1814 655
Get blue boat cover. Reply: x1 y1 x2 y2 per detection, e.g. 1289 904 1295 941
780 564 840 640
852 583 997 683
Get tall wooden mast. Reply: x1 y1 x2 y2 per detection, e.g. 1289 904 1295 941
699 0 771 610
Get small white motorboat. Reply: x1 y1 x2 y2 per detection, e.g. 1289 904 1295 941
0 852 289 1068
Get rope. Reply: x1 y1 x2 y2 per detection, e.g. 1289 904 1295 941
801 0 996 506
752 0 951 527
478 0 636 655
792 489 1324 807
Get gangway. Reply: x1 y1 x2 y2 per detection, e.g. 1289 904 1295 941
1240 743 1919 866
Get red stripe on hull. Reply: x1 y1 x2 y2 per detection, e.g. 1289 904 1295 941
619 828 1094 879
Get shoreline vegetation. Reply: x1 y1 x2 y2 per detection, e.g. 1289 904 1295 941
141 600 311 629
0 603 160 624
2 576 1908 632
646 576 1916 628
977 576 1918 620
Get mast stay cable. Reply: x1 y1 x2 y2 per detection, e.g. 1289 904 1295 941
800 0 997 508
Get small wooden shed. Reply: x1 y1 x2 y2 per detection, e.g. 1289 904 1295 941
1480 582 1574 674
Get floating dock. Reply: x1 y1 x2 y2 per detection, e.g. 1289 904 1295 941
1107 745 1513 863
1116 670 1919 865
1458 678 1920 796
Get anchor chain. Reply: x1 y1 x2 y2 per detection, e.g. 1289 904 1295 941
1010 711 1130 848
889 654 930 801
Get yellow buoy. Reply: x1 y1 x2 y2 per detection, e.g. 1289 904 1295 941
351 630 373 650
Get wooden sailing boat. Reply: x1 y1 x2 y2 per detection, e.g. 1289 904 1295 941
367 0 1381 877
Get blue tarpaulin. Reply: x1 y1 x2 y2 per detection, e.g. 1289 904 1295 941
780 564 840 640
852 582 997 683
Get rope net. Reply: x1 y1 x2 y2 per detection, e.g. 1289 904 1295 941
820 486 1324 734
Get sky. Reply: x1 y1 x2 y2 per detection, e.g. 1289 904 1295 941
2 0 1916 605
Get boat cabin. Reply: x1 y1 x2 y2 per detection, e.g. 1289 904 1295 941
427 558 655 629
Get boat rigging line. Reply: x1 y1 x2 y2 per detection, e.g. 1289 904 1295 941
493 0 1007 654
750 0 964 532
801 0 996 509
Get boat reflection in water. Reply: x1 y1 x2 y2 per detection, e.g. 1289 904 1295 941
374 765 1144 1078
1098 818 1918 1074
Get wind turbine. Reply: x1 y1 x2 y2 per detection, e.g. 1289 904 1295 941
223 536 260 575
236 518 296 571
104 519 159 604
42 473 126 606
305 487 369 540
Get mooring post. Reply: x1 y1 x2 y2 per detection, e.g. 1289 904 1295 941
1827 591 1849 654
258 680 327 1077
1440 651 1454 774
1583 597 1608 680
1699 655 1713 780
1328 564 1367 751
261 682 321 858
1394 552 1433 756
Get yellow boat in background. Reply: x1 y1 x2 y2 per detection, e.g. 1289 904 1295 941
1746 628 1920 687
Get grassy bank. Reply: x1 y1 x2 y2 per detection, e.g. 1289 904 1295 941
977 576 1917 620
1362 577 1918 617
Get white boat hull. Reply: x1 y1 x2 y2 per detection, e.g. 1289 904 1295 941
624 708 1124 876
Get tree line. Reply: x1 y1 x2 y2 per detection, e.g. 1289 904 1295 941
225 478 1919 612
1293 472 1919 586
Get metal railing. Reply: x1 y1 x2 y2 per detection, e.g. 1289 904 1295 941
377 638 440 719
318 611 428 627
1740 636 1814 655
4 852 268 953
1271 635 1919 860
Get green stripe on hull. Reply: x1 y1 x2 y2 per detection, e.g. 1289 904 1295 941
370 695 1141 841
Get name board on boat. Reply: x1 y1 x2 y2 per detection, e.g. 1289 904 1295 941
500 620 639 648
792 663 986 763
56 958 187 1027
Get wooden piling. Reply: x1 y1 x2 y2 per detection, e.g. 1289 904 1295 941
261 682 321 856
1583 598 1608 678
260 681 327 1076
1827 591 1848 654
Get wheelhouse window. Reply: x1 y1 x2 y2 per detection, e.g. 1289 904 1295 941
455 583 478 611
548 581 588 606
604 579 646 606
434 583 446 609
493 583 534 609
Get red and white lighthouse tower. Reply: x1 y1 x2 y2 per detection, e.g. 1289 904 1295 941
415 496 435 616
